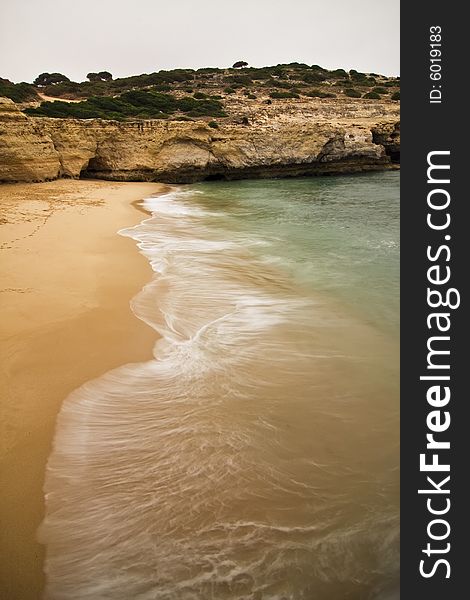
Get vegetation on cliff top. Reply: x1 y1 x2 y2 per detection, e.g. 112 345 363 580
24 89 227 120
34 72 71 86
2 62 399 121
28 63 398 98
0 79 39 102
86 71 113 82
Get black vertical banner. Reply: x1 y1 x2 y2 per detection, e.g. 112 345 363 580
401 2 468 598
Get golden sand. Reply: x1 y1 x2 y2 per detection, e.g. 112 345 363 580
0 180 165 599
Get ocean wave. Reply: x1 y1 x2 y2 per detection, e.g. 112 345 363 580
40 185 399 599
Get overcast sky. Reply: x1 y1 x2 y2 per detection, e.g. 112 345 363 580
0 0 399 83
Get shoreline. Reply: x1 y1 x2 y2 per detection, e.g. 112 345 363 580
0 179 167 599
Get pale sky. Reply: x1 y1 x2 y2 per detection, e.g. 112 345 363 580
0 0 399 83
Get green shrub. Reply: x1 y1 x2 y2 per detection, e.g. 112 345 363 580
344 88 361 98
349 70 368 82
24 89 226 120
267 79 291 89
284 62 310 69
328 68 348 78
152 84 171 92
40 81 81 97
224 87 236 94
270 66 287 77
247 93 256 99
305 89 324 97
245 68 272 80
157 69 195 83
225 74 252 85
193 92 207 99
177 95 226 117
208 120 219 129
306 89 336 98
0 81 39 102
363 91 381 99
269 91 299 99
302 72 327 83
196 67 222 74
391 91 400 100
372 87 387 94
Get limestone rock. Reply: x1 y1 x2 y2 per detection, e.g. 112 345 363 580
0 98 60 182
0 97 400 184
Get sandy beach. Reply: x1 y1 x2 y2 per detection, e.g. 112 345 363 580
0 180 166 599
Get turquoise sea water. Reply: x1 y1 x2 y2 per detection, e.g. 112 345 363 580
40 172 400 600
191 172 399 336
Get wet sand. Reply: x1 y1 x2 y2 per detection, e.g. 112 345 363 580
0 180 165 599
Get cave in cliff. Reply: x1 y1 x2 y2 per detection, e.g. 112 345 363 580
80 156 101 179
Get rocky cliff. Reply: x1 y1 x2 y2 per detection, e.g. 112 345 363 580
0 97 400 184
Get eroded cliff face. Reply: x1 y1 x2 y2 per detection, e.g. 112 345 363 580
0 98 60 182
0 97 400 184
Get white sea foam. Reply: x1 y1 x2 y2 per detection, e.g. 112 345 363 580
40 186 399 599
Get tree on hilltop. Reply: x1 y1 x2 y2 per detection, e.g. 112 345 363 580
33 72 70 86
87 71 113 82
232 61 248 69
